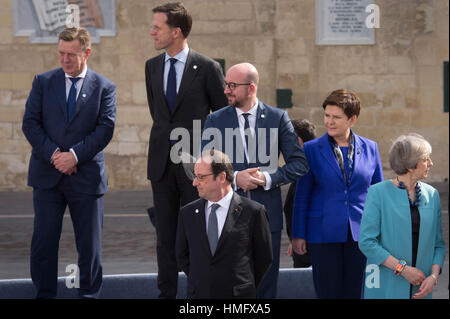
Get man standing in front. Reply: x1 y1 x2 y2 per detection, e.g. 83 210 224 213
176 150 273 298
22 27 116 298
201 63 309 298
145 2 228 298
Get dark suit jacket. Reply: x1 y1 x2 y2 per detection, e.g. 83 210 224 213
202 102 309 232
22 67 116 194
145 49 228 181
176 192 273 299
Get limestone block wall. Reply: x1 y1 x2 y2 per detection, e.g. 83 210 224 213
0 0 448 191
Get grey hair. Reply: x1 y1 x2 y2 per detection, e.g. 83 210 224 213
199 149 234 183
388 133 432 175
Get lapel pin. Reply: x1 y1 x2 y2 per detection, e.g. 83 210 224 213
195 209 199 214
261 114 265 118
82 93 86 98
193 65 198 70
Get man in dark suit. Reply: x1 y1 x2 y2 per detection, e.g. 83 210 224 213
201 63 309 298
22 27 116 299
176 150 272 299
145 2 228 298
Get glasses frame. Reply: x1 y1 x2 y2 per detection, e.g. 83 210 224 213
193 173 215 181
224 81 252 91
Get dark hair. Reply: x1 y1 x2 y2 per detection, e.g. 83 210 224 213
322 89 360 119
152 2 192 38
291 119 316 143
58 27 91 51
201 149 234 183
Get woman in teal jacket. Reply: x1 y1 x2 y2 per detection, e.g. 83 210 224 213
359 134 446 299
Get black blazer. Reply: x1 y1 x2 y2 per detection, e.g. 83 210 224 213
176 192 273 299
145 49 228 181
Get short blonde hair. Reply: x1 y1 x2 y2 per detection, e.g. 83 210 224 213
388 133 432 175
58 27 91 52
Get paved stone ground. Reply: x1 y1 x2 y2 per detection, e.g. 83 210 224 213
0 182 448 299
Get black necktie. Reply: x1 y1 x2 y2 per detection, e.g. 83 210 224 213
207 203 220 255
67 77 80 120
242 113 253 154
166 58 177 113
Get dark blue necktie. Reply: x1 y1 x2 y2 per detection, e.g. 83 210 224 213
67 77 80 121
166 58 177 113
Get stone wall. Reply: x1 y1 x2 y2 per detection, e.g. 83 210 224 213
0 0 448 191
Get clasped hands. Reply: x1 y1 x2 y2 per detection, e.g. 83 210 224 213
236 167 266 191
52 150 77 175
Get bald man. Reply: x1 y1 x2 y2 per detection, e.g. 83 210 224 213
201 63 309 298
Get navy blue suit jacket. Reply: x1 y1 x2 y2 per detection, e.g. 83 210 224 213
202 102 309 232
22 67 116 195
292 132 384 243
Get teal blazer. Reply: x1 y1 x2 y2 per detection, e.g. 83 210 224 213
359 180 446 299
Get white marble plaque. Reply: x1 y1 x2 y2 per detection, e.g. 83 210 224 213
316 0 376 45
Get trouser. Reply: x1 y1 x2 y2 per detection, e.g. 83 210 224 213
151 161 198 299
30 176 103 299
257 230 281 299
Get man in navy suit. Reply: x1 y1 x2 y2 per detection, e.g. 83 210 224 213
201 63 309 298
22 27 116 299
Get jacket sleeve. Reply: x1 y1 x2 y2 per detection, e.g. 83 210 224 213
269 111 309 187
292 171 313 239
22 75 59 163
358 186 391 265
431 190 447 268
252 206 273 288
176 209 190 276
370 142 384 185
71 81 116 164
205 60 228 111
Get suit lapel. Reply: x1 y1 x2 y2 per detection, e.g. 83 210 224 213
52 68 68 121
215 192 243 254
318 134 345 184
172 49 199 115
253 102 267 165
69 68 97 124
194 199 211 256
351 133 364 185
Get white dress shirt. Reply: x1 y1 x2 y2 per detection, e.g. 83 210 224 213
163 45 189 94
205 189 234 238
233 100 272 191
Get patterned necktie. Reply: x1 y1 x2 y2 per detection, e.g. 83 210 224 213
67 77 80 121
166 58 177 113
242 113 255 162
207 203 220 255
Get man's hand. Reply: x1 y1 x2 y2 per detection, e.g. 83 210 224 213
236 167 265 191
52 151 77 175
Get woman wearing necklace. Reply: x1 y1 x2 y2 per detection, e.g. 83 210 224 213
291 89 384 298
359 134 446 299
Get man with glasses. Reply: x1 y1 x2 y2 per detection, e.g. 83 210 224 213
145 2 228 298
176 150 273 298
201 63 309 298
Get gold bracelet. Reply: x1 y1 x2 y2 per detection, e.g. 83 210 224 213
431 274 438 285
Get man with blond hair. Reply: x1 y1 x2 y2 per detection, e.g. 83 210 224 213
22 27 116 299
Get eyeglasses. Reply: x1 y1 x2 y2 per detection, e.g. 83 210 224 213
225 81 251 91
193 173 214 181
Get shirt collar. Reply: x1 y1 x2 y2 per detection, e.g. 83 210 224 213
235 99 259 117
207 188 233 210
165 44 189 64
65 65 88 79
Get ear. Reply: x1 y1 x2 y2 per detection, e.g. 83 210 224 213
84 48 92 59
348 115 358 127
